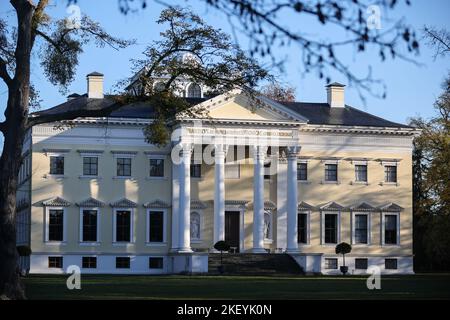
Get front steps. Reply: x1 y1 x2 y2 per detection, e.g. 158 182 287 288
208 253 304 275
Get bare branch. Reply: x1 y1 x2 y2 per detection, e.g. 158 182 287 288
0 57 12 84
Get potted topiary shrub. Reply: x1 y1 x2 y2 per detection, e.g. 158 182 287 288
335 242 352 275
213 240 230 274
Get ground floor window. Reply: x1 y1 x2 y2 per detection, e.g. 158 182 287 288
385 258 398 270
48 256 63 268
323 213 338 244
115 209 132 242
116 257 130 269
383 213 399 245
82 257 97 269
148 210 164 242
82 209 98 242
149 257 164 269
355 258 368 270
325 258 338 269
297 213 308 244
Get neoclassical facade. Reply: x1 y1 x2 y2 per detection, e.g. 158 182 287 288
16 72 418 275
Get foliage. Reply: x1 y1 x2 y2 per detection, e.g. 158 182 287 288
214 240 230 252
16 246 32 257
261 82 296 102
335 242 352 256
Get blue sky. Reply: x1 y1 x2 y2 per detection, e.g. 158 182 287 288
0 0 449 149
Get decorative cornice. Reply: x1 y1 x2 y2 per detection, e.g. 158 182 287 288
110 198 137 208
42 148 70 154
350 202 375 212
247 200 277 210
110 150 138 155
42 197 71 207
319 201 345 211
143 199 171 208
77 149 104 154
378 203 404 212
224 200 249 209
191 200 208 209
77 197 105 208
298 201 314 211
300 125 420 136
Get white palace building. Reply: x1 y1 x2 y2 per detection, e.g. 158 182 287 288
15 71 419 275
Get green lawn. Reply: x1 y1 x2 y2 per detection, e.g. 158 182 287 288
23 274 450 300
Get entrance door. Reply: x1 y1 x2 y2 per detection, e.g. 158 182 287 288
225 211 240 252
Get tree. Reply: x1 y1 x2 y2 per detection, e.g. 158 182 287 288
214 240 230 272
117 0 419 101
335 242 352 275
0 3 266 299
261 82 296 102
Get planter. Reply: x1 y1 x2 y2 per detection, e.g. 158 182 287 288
340 266 349 275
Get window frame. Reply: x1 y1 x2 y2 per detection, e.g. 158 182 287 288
381 212 400 246
385 258 398 270
321 211 340 245
79 207 101 244
354 164 368 182
146 209 167 244
45 206 67 244
48 256 63 269
116 157 132 177
297 161 308 181
115 256 131 269
149 257 164 269
148 155 166 179
82 156 98 176
297 211 311 245
324 162 338 183
82 256 97 269
324 258 338 270
352 211 371 245
355 258 368 270
49 155 65 175
186 83 202 98
112 208 134 244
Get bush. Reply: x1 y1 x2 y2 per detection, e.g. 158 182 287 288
214 241 230 252
17 245 32 257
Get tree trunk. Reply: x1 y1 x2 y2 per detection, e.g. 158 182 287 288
0 0 34 300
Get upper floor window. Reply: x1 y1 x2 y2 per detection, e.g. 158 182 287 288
117 158 131 177
297 163 308 181
50 156 64 175
190 162 201 178
384 165 397 183
355 164 367 182
325 164 338 182
187 83 201 98
83 157 98 176
149 159 164 177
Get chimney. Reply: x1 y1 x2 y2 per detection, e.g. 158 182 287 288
87 72 104 98
326 82 345 108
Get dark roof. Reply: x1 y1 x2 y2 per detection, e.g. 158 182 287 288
86 71 103 77
31 95 411 128
325 82 345 87
67 93 81 98
281 102 411 128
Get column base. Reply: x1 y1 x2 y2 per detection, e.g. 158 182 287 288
251 248 267 254
285 248 300 254
177 248 193 253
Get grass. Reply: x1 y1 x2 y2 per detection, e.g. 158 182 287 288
23 274 450 300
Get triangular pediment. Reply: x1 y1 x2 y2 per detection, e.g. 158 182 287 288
378 203 404 212
143 199 171 208
298 201 315 211
350 202 375 212
77 197 105 208
199 90 308 123
110 198 137 208
319 201 345 211
42 197 71 207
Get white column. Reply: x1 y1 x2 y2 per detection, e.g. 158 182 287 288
276 149 288 251
214 144 227 245
171 161 179 252
252 145 267 253
286 146 300 253
178 143 193 253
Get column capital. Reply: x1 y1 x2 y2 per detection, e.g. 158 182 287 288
180 143 193 157
213 144 228 158
287 146 301 159
252 145 268 161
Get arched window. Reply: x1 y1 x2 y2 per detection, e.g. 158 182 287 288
264 211 272 240
154 81 165 92
187 83 202 98
190 212 201 240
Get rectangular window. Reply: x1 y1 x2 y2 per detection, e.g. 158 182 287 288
385 259 398 270
149 211 164 242
149 159 164 177
116 210 131 242
324 213 338 244
325 258 338 269
116 257 130 269
297 163 308 181
264 162 271 180
225 164 240 179
48 256 63 268
384 214 398 244
48 209 64 241
355 165 367 182
117 158 131 177
355 258 368 270
190 163 201 178
149 257 164 269
354 214 368 244
297 213 308 244
82 257 97 269
325 164 338 182
82 209 98 242
384 165 397 183
83 157 98 176
50 156 64 175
